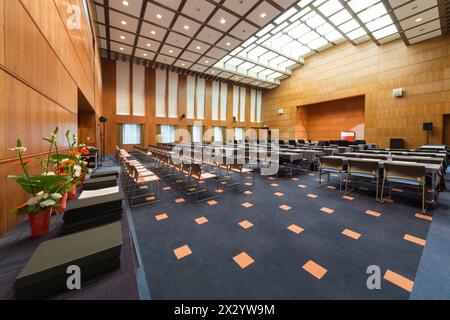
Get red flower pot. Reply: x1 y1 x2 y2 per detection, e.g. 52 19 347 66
68 185 77 200
56 192 68 214
28 208 52 238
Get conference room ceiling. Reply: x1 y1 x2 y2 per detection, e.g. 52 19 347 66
93 0 449 89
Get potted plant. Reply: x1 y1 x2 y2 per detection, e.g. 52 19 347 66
8 131 71 237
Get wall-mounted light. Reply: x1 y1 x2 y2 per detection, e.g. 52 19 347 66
277 108 284 115
393 88 403 97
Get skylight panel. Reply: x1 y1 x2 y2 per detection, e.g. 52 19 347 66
287 24 311 38
297 0 314 8
230 47 243 56
250 65 265 73
316 23 335 35
259 68 276 76
329 9 352 26
289 10 307 23
372 24 398 39
312 0 327 6
282 40 305 54
259 51 278 64
272 34 293 48
348 0 379 14
246 46 267 57
299 30 320 43
297 46 313 57
271 22 289 35
339 19 360 33
309 37 329 49
269 72 283 79
347 27 366 40
241 44 256 54
238 62 255 71
366 14 393 32
256 24 274 37
305 14 326 29
278 60 297 69
324 30 343 42
274 7 298 24
358 3 388 23
318 0 344 17
269 56 287 67
242 37 257 47
256 34 271 44
226 57 244 67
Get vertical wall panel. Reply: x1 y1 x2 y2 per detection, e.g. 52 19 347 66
220 82 228 121
132 63 145 116
196 77 205 120
232 85 239 120
256 90 262 123
250 89 256 123
155 68 166 117
168 71 178 118
239 87 246 122
116 60 130 115
211 81 219 121
186 75 195 119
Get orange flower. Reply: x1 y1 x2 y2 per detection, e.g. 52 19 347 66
16 203 28 210
80 148 89 155
13 159 32 166
69 151 80 156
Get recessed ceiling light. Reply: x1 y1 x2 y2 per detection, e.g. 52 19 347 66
143 53 147 57
156 14 162 19
151 30 156 35
119 47 124 51
169 50 173 53
205 60 209 63
260 13 266 18
211 71 215 74
184 25 190 30
121 20 127 25
220 18 226 24
226 42 231 46
120 35 125 39
196 46 201 50
122 1 128 6
146 43 151 47
181 63 185 66
415 17 423 22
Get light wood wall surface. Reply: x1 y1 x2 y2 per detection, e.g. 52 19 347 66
262 35 450 148
0 0 103 237
101 58 263 154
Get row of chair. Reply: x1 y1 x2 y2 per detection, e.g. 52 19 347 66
318 157 427 212
117 147 161 207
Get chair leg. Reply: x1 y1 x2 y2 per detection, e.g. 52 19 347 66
380 177 386 203
422 183 426 213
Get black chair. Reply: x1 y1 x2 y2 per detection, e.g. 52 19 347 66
298 139 305 144
390 138 404 149
318 141 330 147
288 140 296 145
279 140 285 145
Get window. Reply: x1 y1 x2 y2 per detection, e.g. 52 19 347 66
235 127 244 141
192 126 203 143
160 125 175 143
214 126 224 142
82 0 94 47
122 124 141 145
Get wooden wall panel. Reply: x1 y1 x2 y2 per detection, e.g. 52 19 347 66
0 0 103 237
298 96 365 141
263 35 450 148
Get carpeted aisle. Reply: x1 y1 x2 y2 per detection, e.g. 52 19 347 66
129 169 437 299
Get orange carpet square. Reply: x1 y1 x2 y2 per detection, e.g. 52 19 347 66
365 210 381 217
302 260 327 280
307 194 318 199
242 202 253 208
243 190 253 195
195 217 208 225
327 186 336 190
404 234 426 246
342 228 361 240
297 184 307 188
233 252 255 269
215 188 224 193
415 213 432 221
155 213 168 221
279 204 292 211
274 192 284 197
207 200 218 206
173 245 192 260
384 270 414 292
270 183 279 187
175 198 185 203
239 220 254 229
287 224 304 234
320 207 334 214
342 195 354 200
163 186 171 191
291 178 299 181
244 182 253 186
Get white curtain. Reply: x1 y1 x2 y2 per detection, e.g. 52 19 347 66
220 83 228 121
160 125 175 143
212 81 219 121
122 124 141 144
192 126 202 143
235 127 244 141
132 64 145 116
214 126 223 142
116 61 130 115
155 69 167 117
239 87 246 122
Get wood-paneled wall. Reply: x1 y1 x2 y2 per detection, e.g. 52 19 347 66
297 96 365 141
101 58 263 154
263 35 450 148
0 0 103 237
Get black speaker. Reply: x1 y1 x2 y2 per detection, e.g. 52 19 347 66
180 114 186 120
423 122 433 131
233 116 236 122
99 116 108 123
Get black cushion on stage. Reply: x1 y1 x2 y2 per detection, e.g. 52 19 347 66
14 222 123 299
63 192 123 223
82 176 118 190
89 170 119 179
61 211 123 235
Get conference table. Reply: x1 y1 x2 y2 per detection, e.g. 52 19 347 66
322 155 443 203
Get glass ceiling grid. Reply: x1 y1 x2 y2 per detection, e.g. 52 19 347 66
210 0 404 88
